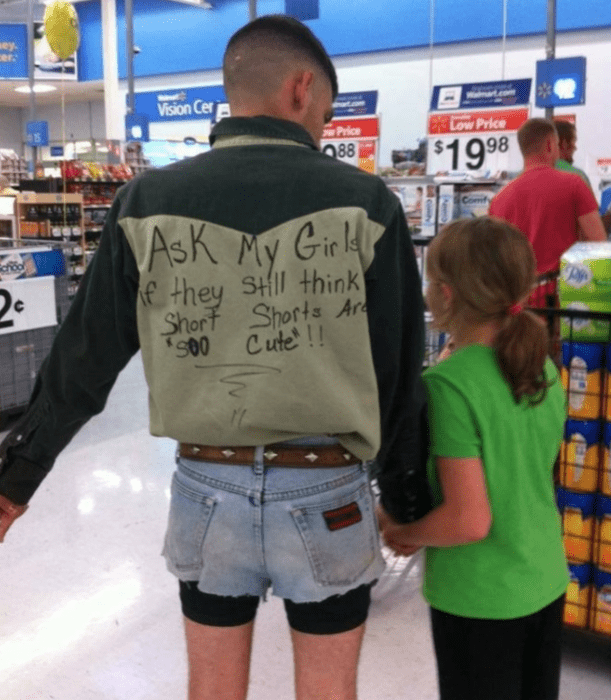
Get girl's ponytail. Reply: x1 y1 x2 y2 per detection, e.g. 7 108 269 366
427 217 555 406
493 309 550 405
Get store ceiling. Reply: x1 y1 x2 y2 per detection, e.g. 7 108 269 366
0 1 213 109
0 1 104 108
0 79 105 109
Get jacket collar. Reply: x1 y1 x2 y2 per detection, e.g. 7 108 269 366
210 116 318 150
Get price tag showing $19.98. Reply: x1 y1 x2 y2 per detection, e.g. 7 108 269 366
426 108 528 175
432 134 512 171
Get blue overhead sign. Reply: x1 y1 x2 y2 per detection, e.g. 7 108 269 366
26 121 49 147
0 24 28 79
536 57 586 107
125 113 150 142
132 85 227 123
333 91 378 117
285 0 319 21
431 79 532 111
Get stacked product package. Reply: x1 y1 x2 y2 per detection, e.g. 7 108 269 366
558 242 611 635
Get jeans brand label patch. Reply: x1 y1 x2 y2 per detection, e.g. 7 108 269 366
322 502 362 531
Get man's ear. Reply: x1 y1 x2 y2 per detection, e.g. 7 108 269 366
290 70 314 114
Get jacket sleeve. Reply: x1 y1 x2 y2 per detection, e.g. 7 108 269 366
0 195 141 505
365 201 432 523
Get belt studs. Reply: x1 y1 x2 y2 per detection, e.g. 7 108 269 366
192 446 200 454
264 450 278 461
343 453 352 461
222 449 235 458
305 452 319 462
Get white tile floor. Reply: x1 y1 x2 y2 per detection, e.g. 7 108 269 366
1 353 610 699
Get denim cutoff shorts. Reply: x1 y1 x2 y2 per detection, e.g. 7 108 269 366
162 445 385 604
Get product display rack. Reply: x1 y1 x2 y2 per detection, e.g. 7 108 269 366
528 305 611 641
12 192 86 299
19 177 130 270
0 149 28 187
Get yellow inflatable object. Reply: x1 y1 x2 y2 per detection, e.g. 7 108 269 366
43 1 80 61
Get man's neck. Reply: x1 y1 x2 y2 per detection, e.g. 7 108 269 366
523 154 554 171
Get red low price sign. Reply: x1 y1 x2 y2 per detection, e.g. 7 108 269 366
427 107 529 174
321 117 379 173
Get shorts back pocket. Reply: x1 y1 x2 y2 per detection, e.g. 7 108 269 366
162 472 217 579
291 482 379 587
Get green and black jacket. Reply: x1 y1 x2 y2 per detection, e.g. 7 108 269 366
0 117 430 522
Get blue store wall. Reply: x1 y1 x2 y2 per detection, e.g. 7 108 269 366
75 0 611 82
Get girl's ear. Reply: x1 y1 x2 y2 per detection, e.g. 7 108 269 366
440 283 453 304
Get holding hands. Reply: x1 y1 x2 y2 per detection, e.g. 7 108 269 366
0 493 27 543
376 504 422 558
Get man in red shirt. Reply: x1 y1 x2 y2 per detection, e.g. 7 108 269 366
489 118 605 276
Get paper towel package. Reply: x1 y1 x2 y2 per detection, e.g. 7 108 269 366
559 243 611 341
559 242 611 302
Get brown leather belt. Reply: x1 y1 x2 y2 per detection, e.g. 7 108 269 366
179 443 361 468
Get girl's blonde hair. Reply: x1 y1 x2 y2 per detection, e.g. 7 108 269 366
426 216 550 405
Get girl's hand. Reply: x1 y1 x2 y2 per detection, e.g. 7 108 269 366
381 522 422 557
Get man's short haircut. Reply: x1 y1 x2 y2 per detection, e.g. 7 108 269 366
554 119 576 146
223 15 338 101
517 118 557 157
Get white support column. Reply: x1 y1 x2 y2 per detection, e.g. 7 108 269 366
102 0 123 141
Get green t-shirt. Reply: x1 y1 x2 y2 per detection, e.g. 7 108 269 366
422 345 569 619
556 159 593 190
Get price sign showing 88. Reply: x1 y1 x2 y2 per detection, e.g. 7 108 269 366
321 141 358 167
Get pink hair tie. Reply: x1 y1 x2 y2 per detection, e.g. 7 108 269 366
508 302 523 317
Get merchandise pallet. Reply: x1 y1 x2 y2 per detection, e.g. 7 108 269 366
0 325 55 413
530 305 611 640
0 268 73 424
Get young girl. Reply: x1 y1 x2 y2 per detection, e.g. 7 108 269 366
379 216 568 700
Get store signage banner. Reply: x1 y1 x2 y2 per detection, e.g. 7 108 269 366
428 108 529 135
125 113 150 142
427 108 529 175
0 248 65 282
322 117 379 141
133 85 226 123
333 92 378 117
0 276 57 336
321 117 380 174
26 121 49 147
285 0 319 20
431 79 531 111
536 57 586 108
0 24 28 79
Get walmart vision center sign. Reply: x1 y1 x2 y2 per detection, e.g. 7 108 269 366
133 85 227 123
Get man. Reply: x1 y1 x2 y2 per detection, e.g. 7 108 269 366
0 15 429 700
553 119 592 189
489 118 605 276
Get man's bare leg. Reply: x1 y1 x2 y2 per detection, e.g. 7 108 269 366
184 617 255 700
291 624 366 700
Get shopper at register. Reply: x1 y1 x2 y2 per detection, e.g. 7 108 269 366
0 14 430 700
553 118 593 189
489 117 605 276
379 216 568 700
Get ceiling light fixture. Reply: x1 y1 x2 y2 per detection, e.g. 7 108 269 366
167 0 215 8
15 84 57 94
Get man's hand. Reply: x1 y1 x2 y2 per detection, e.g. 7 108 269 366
0 493 28 543
375 503 397 533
